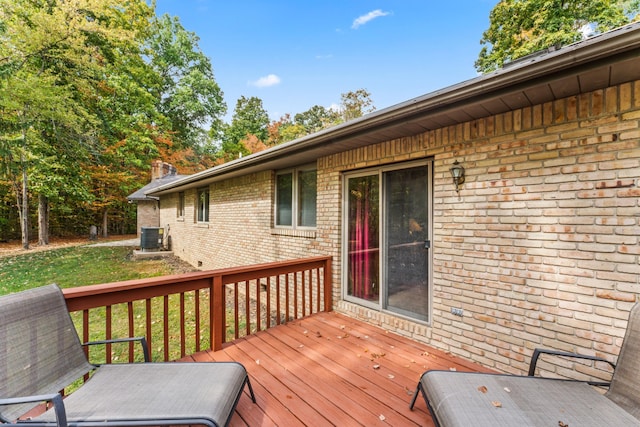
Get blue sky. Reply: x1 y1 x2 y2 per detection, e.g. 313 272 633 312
154 1 497 123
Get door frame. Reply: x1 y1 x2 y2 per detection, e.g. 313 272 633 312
341 159 433 323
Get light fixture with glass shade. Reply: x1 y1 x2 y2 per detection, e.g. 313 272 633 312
449 160 465 193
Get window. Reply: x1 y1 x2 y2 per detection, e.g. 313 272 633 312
177 192 185 219
275 167 316 228
197 188 209 222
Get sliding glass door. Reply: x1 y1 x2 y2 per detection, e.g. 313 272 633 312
345 161 432 321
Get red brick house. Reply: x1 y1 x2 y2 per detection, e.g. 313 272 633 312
145 23 640 377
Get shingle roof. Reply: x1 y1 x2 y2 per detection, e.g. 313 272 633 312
127 174 189 202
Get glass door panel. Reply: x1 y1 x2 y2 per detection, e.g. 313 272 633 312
384 166 429 321
346 175 379 302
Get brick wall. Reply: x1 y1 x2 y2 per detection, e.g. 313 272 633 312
136 200 159 236
159 80 640 377
162 171 329 270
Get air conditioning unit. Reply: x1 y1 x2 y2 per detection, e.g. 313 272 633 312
140 227 163 251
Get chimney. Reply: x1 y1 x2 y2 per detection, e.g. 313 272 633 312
151 160 177 181
162 162 177 177
151 160 164 181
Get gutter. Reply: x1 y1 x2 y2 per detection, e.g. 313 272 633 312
148 22 640 196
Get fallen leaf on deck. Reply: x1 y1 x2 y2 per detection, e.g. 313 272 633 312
491 401 502 408
478 386 488 393
558 422 569 427
373 364 380 369
449 367 457 371
388 374 395 379
256 359 260 365
504 387 511 393
379 415 386 421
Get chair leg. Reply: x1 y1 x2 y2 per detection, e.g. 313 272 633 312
245 377 257 403
409 382 423 410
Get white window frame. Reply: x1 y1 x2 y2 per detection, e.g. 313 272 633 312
196 187 209 223
274 165 317 229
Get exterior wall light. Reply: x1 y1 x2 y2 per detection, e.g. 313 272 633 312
449 160 465 193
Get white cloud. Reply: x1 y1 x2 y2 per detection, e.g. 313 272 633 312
579 23 596 38
249 74 281 88
352 9 390 29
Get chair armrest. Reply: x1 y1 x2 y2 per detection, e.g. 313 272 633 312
528 348 616 386
83 336 150 362
0 393 67 427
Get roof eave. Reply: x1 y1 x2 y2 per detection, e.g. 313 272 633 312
148 23 640 196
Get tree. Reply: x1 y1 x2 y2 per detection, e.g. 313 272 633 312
146 14 226 150
476 0 640 73
221 96 270 159
340 89 375 121
0 0 155 247
294 105 340 134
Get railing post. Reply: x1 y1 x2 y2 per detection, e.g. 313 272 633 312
323 257 332 312
212 275 224 351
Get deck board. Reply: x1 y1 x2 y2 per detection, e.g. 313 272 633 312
182 311 492 426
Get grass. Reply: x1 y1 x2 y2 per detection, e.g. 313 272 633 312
0 243 247 364
0 245 175 295
0 244 205 363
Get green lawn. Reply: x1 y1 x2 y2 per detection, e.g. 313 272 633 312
0 244 238 363
0 245 176 295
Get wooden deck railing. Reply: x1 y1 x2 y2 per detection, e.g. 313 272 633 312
62 256 332 363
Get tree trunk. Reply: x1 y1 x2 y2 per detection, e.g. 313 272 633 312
38 194 49 246
19 132 29 250
102 208 109 238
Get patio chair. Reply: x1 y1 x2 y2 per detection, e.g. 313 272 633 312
409 302 640 426
0 284 256 427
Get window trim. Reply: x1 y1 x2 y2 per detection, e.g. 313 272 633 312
177 191 185 220
274 165 317 230
196 187 210 223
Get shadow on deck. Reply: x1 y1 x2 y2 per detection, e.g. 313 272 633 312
182 311 492 427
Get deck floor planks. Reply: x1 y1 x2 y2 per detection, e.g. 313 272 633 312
183 311 490 426
256 323 416 426
230 334 358 425
259 316 427 425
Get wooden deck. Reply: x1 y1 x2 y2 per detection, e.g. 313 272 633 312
183 311 493 426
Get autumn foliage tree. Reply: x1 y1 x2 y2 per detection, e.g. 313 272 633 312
0 0 227 245
476 0 640 73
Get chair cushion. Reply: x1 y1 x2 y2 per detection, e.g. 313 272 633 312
32 362 249 427
421 371 640 427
